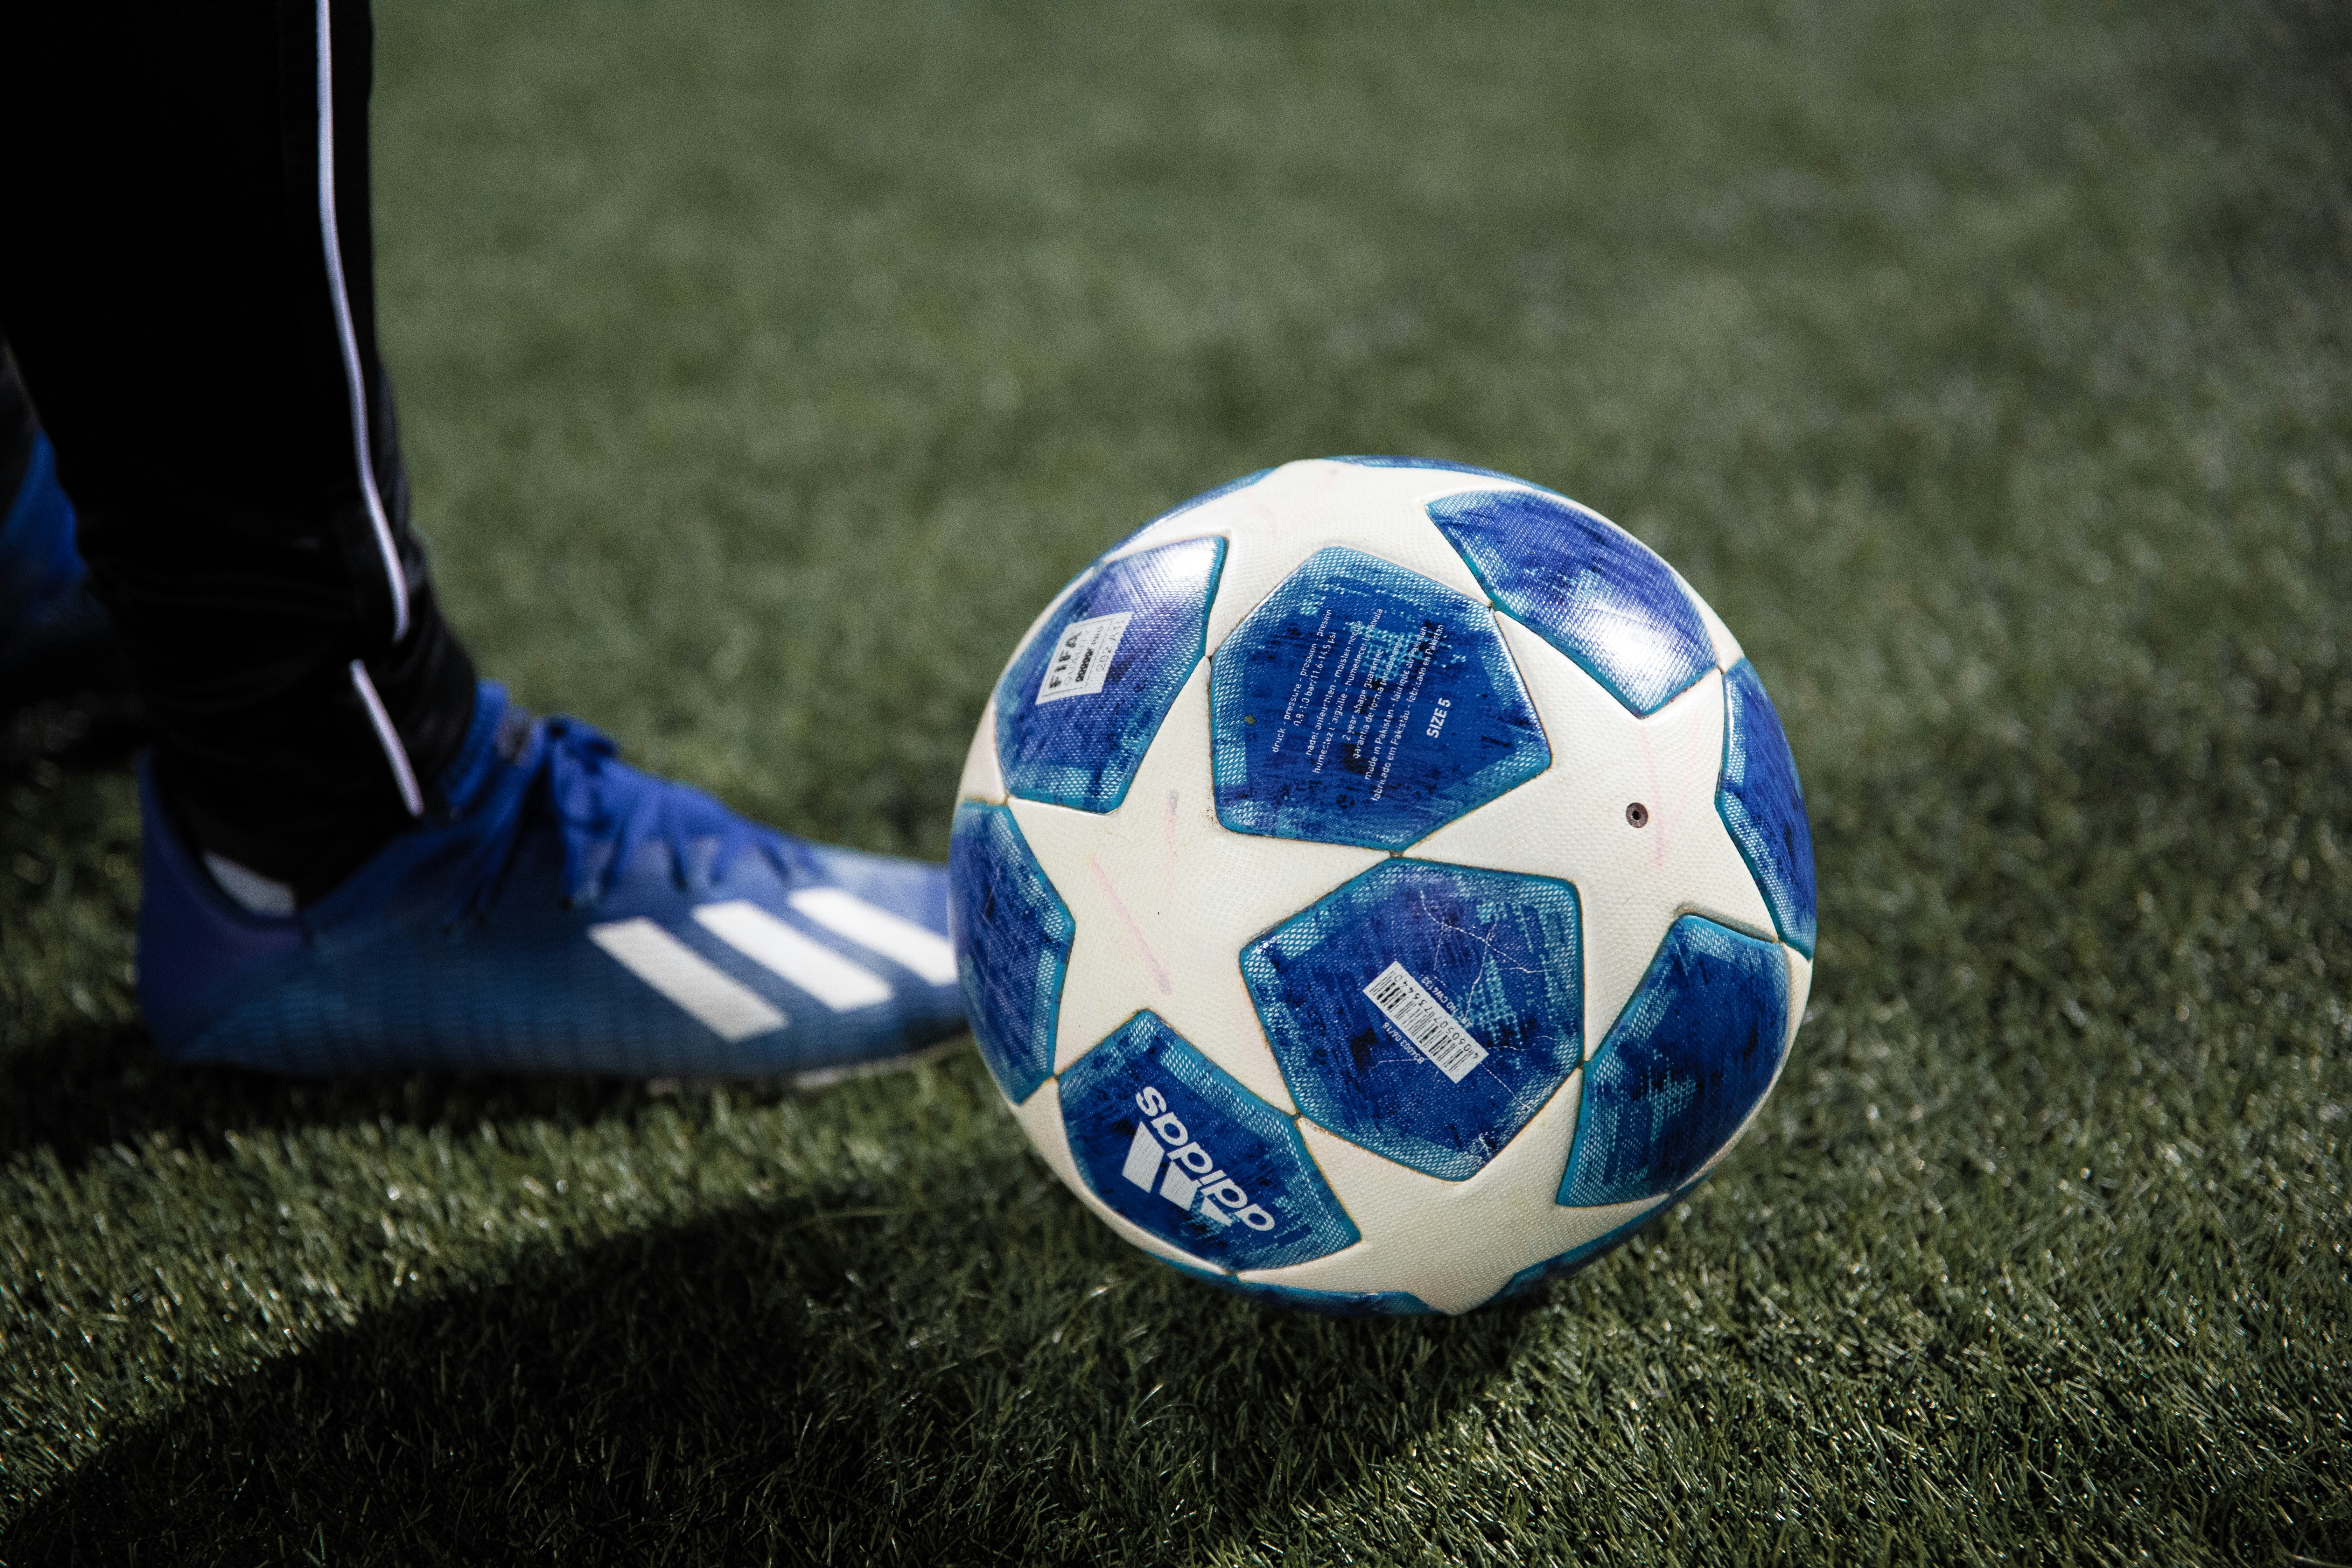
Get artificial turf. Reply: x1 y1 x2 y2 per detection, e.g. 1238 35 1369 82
3 0 2348 1560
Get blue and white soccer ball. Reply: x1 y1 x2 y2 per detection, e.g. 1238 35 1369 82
950 458 1816 1315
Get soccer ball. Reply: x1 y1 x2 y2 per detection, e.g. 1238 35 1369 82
949 457 1815 1315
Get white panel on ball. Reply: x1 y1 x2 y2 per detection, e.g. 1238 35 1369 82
956 696 1006 805
1408 618 1774 1050
1096 478 1273 567
1245 1076 1666 1316
1108 460 1519 652
1008 662 1382 1111
1784 947 1813 1053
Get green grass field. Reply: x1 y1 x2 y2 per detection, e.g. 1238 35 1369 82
5 0 2349 1560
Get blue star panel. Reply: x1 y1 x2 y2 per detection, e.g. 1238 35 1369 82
1166 1260 1437 1317
947 804 1073 1104
1108 467 1274 551
1717 658 1818 958
995 536 1227 813
1241 859 1583 1181
1425 487 1715 718
1059 1010 1359 1271
1209 547 1549 850
1556 916 1789 1209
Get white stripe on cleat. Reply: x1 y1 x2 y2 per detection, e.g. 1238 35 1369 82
788 888 958 986
590 917 786 1041
693 900 893 1011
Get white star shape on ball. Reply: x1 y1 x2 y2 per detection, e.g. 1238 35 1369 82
1004 661 1385 1113
1107 458 1529 651
1408 614 1776 1052
1241 1071 1668 1314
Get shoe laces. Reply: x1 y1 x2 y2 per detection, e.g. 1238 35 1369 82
536 714 808 906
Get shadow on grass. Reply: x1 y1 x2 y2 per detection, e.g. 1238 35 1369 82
0 1194 1535 1566
0 1020 687 1175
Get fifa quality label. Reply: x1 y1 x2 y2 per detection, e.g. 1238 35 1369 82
1036 611 1132 705
1362 961 1489 1083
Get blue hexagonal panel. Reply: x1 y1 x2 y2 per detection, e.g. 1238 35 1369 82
1164 1260 1437 1317
1209 547 1549 850
995 536 1227 813
1557 916 1789 1209
1718 658 1817 958
1426 487 1715 718
947 804 1073 1104
1108 467 1273 551
1241 859 1583 1182
1059 1010 1358 1271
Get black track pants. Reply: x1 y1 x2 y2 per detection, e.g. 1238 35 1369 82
0 0 477 896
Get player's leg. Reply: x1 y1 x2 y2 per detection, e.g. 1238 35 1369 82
1 4 474 896
0 1 966 1077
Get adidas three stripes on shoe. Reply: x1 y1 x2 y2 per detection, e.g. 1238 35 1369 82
137 680 968 1077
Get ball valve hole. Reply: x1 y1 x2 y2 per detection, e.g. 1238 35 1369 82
1625 802 1649 828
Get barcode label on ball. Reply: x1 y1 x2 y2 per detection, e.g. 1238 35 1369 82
1363 961 1489 1083
1036 611 1132 705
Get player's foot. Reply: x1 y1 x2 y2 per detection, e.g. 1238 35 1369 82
136 680 968 1078
0 429 129 716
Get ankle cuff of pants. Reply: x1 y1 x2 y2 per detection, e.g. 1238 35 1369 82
154 587 478 902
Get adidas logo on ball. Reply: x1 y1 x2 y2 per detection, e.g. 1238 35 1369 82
1119 1087 1276 1231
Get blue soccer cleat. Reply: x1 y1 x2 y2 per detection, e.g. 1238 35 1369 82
137 680 969 1078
